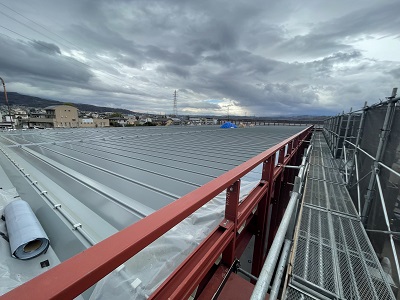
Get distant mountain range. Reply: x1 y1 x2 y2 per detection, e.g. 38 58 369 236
0 92 329 119
0 92 134 114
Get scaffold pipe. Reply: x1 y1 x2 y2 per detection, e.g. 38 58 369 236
250 191 299 300
269 239 292 300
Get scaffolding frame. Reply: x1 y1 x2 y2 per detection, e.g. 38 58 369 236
285 131 396 300
322 88 400 287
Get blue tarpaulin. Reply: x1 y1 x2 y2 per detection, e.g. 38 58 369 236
220 122 237 128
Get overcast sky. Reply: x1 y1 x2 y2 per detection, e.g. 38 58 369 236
0 0 399 116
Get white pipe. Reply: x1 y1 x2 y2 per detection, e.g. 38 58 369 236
354 153 361 216
345 140 375 160
379 161 400 178
343 144 348 184
375 173 400 281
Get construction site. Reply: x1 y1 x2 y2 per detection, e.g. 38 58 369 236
0 89 399 299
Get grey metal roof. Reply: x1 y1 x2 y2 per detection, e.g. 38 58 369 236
0 126 306 248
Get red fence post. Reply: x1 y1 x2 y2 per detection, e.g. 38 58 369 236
251 155 275 277
267 147 285 250
222 180 240 265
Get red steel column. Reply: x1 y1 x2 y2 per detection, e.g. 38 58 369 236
222 180 240 265
266 147 285 249
251 155 274 277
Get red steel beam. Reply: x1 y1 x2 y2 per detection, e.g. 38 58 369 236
237 181 269 229
150 223 234 299
3 126 313 300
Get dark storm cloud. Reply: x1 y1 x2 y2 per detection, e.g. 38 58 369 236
204 53 234 66
0 34 148 106
116 55 140 69
31 40 61 55
276 34 353 58
68 23 139 54
306 51 363 76
0 35 92 83
389 68 400 78
276 1 400 58
181 101 221 110
145 46 198 66
0 0 399 115
314 1 400 39
157 65 190 78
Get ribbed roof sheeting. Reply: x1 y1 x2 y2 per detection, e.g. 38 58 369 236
0 125 305 231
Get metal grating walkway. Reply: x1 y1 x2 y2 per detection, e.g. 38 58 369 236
286 132 396 300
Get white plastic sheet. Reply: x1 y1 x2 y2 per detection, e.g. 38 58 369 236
90 164 262 300
4 200 50 260
0 188 17 217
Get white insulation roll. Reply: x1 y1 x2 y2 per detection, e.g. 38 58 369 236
4 199 50 260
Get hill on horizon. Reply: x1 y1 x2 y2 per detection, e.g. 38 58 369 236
0 92 134 114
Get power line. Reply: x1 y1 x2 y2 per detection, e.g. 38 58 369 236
173 90 178 116
0 3 140 90
0 10 72 51
0 24 140 91
0 1 121 69
0 2 83 51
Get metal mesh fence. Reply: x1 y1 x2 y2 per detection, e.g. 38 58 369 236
289 131 396 299
285 286 316 300
323 93 400 294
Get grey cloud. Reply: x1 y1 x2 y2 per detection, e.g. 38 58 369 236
0 0 398 116
275 1 400 58
0 36 93 84
204 53 233 66
181 101 221 110
31 40 61 55
116 55 140 69
389 68 400 78
315 1 400 39
157 65 190 78
145 46 198 66
275 34 353 58
307 51 363 76
261 83 319 107
68 23 140 56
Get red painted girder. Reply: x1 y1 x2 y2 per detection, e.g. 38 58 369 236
150 224 234 299
237 181 269 229
3 126 313 300
235 223 254 259
196 264 230 300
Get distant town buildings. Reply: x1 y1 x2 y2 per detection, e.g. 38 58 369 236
27 105 110 128
1 105 110 129
0 104 221 129
1 102 325 130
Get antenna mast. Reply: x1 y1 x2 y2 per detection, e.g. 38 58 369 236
173 90 178 117
1 77 13 129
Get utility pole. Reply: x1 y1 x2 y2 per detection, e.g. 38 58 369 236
226 100 233 121
0 77 13 129
173 90 178 117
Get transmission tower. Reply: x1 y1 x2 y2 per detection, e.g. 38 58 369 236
173 90 178 117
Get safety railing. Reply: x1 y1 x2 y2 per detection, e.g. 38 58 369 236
251 142 312 300
3 126 313 299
